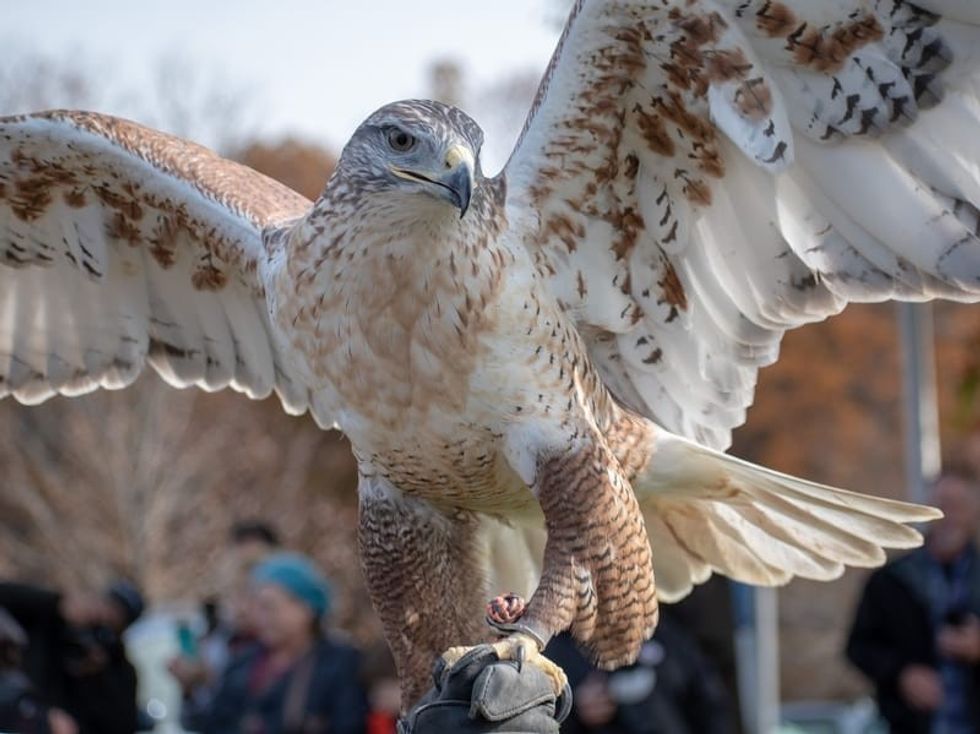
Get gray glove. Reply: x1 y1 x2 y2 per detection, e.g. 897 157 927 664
399 645 572 734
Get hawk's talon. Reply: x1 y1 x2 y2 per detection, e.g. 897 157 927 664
485 593 548 652
486 592 527 626
440 644 471 670
439 633 567 697
491 633 567 695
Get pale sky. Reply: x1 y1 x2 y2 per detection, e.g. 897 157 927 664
6 1 562 170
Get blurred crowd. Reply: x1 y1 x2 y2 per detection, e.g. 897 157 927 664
0 516 735 734
0 464 977 734
0 578 142 734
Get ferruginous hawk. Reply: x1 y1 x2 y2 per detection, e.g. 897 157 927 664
3 0 980 707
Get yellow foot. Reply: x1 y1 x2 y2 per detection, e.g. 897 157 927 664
441 633 568 696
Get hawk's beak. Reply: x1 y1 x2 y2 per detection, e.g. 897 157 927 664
439 144 474 218
390 143 475 218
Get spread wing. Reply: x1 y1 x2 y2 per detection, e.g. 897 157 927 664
0 110 322 421
501 0 980 450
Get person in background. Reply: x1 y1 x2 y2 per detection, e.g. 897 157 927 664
229 520 282 566
847 465 980 734
0 579 144 734
359 642 400 734
169 520 282 726
0 606 73 734
544 609 734 734
190 552 368 734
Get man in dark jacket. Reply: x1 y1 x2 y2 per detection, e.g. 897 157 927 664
847 467 980 734
0 579 144 734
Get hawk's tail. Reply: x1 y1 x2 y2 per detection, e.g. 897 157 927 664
484 425 939 663
632 427 941 603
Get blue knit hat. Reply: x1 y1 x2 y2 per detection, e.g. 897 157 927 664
252 552 331 617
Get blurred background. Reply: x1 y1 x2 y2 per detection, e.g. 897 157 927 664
2 2 979 733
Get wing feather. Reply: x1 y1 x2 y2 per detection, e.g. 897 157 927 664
0 110 327 423
502 0 980 449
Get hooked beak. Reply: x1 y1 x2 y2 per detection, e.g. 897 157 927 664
441 144 474 218
391 143 475 218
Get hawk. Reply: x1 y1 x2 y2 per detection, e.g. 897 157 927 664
2 0 979 707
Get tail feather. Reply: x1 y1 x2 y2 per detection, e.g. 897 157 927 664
742 475 928 549
641 512 712 602
732 488 887 567
703 500 846 580
657 500 793 587
729 454 942 523
635 429 940 600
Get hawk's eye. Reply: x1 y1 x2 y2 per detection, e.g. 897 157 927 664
386 128 416 153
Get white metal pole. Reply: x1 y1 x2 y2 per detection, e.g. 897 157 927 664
733 584 780 733
898 302 941 504
755 587 780 733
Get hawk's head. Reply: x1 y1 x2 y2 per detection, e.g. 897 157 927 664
337 99 483 218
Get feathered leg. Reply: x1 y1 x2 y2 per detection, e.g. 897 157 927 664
520 439 659 666
358 475 487 710
447 436 659 693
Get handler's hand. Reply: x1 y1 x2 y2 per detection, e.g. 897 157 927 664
399 645 571 734
898 664 943 712
938 615 980 664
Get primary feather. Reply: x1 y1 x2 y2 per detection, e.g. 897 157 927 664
504 0 980 450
